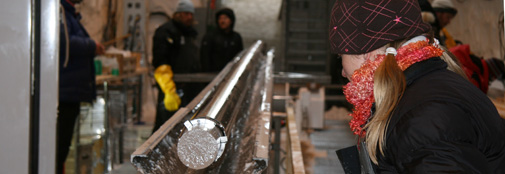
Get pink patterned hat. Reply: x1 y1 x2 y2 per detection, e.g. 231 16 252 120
329 0 431 54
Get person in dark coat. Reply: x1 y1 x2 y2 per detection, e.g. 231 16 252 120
330 0 505 173
58 0 105 173
200 8 244 72
418 0 441 39
432 0 459 48
151 0 204 133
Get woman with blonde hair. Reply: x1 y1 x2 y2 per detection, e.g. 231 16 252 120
331 0 505 173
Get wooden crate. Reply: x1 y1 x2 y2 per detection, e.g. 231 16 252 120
131 52 142 69
104 53 138 75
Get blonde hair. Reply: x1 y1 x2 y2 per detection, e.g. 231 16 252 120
439 45 468 79
366 35 467 164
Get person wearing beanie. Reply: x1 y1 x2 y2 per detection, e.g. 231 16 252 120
151 0 205 134
330 0 505 173
432 0 458 28
200 8 244 72
418 0 441 40
431 0 459 48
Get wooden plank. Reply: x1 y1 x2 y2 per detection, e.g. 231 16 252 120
95 67 148 84
286 106 306 174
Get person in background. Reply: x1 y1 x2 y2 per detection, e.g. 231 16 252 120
427 0 505 93
450 44 505 93
201 8 244 72
151 0 203 133
58 0 105 173
431 0 459 48
418 0 440 39
430 0 505 94
330 0 505 173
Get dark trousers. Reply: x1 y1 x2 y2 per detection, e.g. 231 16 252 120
151 83 205 134
152 89 178 134
56 102 80 174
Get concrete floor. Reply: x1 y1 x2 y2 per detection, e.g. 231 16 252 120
111 163 138 174
310 120 355 174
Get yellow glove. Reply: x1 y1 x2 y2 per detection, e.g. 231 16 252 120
154 65 181 111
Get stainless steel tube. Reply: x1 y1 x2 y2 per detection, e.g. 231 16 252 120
131 40 274 173
176 41 264 169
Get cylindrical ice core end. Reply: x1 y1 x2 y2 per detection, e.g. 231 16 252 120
177 118 227 170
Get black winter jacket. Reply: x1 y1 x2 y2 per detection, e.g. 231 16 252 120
200 8 243 72
152 20 200 73
59 0 97 103
152 19 204 102
376 58 505 173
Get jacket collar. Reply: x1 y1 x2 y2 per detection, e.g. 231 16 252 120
172 20 197 37
404 57 447 86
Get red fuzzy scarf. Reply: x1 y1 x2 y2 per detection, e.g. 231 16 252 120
343 40 444 135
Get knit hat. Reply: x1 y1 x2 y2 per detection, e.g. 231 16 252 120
329 0 431 54
176 0 195 13
486 58 505 80
432 0 457 15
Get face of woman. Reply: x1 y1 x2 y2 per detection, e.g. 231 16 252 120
341 54 367 81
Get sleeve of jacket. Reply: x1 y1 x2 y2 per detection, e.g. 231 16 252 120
237 33 244 51
62 14 96 59
200 32 213 72
152 26 174 69
388 101 489 173
68 35 96 59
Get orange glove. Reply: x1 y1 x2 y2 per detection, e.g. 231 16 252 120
154 65 181 111
441 28 457 49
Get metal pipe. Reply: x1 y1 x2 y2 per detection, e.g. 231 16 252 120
103 81 111 174
176 41 265 169
131 40 273 173
206 41 262 119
